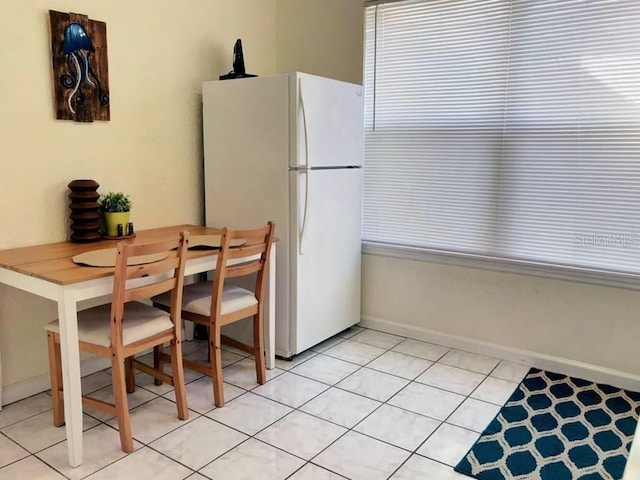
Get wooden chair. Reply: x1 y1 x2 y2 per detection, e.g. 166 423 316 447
45 232 190 453
152 221 275 407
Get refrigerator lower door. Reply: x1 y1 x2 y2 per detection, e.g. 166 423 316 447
290 167 362 354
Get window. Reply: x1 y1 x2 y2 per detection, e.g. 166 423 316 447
363 0 640 284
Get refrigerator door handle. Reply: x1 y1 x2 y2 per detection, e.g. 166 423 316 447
298 78 310 255
299 77 310 169
299 170 310 255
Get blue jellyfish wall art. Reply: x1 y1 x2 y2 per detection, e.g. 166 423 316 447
49 11 110 122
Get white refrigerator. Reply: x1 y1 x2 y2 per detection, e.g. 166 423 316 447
202 72 363 358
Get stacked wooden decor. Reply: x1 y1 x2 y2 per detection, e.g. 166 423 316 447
68 179 101 242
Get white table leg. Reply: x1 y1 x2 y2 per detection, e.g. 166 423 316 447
265 244 276 370
56 288 83 467
183 320 195 341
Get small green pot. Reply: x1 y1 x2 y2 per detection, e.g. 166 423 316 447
103 212 130 237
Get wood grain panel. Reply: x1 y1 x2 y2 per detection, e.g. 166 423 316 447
49 10 110 122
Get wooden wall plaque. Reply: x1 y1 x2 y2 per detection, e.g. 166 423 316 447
49 10 110 122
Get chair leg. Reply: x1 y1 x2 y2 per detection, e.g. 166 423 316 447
111 353 133 453
46 332 65 427
153 345 163 386
253 313 266 385
169 340 189 420
125 357 135 394
210 322 224 407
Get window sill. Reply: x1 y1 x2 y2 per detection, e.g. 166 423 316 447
361 242 640 291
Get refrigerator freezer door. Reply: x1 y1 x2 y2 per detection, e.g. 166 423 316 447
294 73 364 169
290 167 362 354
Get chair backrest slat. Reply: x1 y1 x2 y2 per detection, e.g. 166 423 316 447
123 277 177 304
225 260 263 279
124 255 181 281
227 242 267 260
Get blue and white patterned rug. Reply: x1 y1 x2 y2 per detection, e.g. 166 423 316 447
455 368 640 480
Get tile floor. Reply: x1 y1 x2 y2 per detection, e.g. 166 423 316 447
0 327 531 480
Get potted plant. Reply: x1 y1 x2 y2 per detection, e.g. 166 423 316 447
99 191 132 237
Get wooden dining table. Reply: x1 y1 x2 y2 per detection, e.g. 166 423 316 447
0 224 276 467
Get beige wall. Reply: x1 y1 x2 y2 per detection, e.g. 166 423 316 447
363 256 640 375
276 0 364 85
0 0 277 387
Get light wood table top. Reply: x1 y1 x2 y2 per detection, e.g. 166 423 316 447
0 224 222 285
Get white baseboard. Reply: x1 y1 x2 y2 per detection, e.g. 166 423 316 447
360 315 640 392
2 356 111 407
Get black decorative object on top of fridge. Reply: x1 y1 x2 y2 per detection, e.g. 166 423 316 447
219 39 257 80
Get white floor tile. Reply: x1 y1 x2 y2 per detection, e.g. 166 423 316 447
2 411 98 453
37 424 142 480
416 423 479 466
289 463 346 479
368 351 432 380
415 364 486 396
354 404 440 451
150 416 247 470
310 336 346 353
490 360 530 383
390 455 468 480
314 431 409 480
85 384 157 422
470 376 519 405
0 456 66 480
0 434 29 467
252 372 328 408
256 411 346 460
221 358 284 389
300 388 381 428
206 392 292 435
388 383 465 421
337 326 364 339
199 438 304 480
221 343 251 357
84 447 191 480
0 393 53 429
135 351 206 384
106 397 195 444
184 345 246 368
275 350 318 371
0 328 531 480
291 354 360 385
337 368 409 402
180 339 207 355
438 350 500 375
135 372 175 395
164 377 244 414
392 340 449 362
81 371 114 395
351 329 404 349
446 398 501 432
322 340 385 365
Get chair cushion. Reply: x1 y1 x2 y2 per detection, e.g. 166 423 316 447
153 281 258 317
45 302 174 348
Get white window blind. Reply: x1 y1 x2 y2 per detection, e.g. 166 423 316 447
363 0 640 277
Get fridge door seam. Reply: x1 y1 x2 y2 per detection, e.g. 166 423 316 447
290 166 362 171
